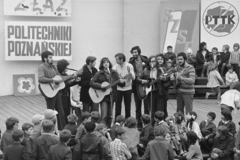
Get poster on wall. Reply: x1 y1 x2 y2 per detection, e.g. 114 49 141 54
160 0 200 55
13 74 36 96
201 0 240 50
4 0 71 17
5 21 72 61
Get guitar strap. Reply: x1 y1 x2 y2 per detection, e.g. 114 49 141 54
159 67 165 74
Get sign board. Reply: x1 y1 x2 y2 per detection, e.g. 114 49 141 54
201 0 240 50
4 0 71 17
5 21 72 61
160 0 200 55
13 74 36 96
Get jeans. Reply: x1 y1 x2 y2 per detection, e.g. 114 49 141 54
134 93 149 128
82 101 99 112
115 90 132 119
45 92 66 130
177 94 193 115
100 101 113 128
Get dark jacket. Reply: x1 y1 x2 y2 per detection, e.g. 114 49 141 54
140 123 155 147
199 120 216 138
212 135 235 160
75 123 87 144
47 142 72 160
143 137 174 160
3 142 30 160
79 65 98 103
94 131 112 160
218 120 236 136
164 52 176 64
142 67 170 96
33 133 59 160
64 123 78 147
196 49 210 69
22 134 34 159
220 51 231 64
208 53 221 63
80 132 103 160
129 55 148 94
110 124 121 141
0 130 13 153
90 69 121 102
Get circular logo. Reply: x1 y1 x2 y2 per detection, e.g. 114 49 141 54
202 1 239 37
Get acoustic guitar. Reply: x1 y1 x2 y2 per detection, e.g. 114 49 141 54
89 73 132 103
136 68 176 99
39 75 66 98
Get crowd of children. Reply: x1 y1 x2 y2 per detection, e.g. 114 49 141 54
0 107 240 160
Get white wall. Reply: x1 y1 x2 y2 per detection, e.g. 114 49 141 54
0 0 123 96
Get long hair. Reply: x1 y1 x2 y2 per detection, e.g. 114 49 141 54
57 59 69 74
99 57 112 70
147 55 157 70
156 53 166 67
186 131 198 145
186 111 197 130
199 42 207 51
207 62 218 74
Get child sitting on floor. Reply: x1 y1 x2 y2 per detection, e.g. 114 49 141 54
64 114 78 148
186 112 202 139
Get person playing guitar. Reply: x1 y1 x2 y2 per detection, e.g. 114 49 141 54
142 55 169 123
38 51 79 130
90 57 123 128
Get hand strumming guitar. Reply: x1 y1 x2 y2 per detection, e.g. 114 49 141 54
141 80 149 84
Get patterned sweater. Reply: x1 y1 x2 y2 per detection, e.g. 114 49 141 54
229 50 240 64
176 62 196 94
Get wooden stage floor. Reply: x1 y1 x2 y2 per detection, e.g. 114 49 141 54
0 95 240 131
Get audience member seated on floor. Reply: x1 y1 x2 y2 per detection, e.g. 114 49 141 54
123 117 140 160
138 114 154 157
0 117 19 153
199 112 217 152
94 123 112 160
153 111 169 130
110 127 132 160
218 110 236 136
3 129 30 160
186 112 202 139
47 130 72 160
91 111 101 127
33 119 59 160
110 115 125 141
31 114 44 140
143 125 174 160
208 126 235 160
80 121 103 160
165 116 182 155
234 123 240 160
226 65 239 87
64 114 78 148
174 112 187 153
75 111 91 144
176 131 203 160
44 109 58 134
21 123 34 159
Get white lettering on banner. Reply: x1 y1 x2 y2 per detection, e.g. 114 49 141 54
4 0 71 17
5 21 72 61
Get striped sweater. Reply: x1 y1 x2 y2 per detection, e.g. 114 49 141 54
229 50 240 64
176 62 196 94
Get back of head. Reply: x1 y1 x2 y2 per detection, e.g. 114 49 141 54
154 111 165 121
208 62 218 72
115 127 126 138
67 114 78 123
125 117 137 128
130 46 141 55
116 115 125 124
221 110 232 121
154 125 168 137
6 117 19 130
141 114 150 125
22 123 33 132
186 131 198 145
91 111 101 123
85 121 96 133
42 119 54 133
218 125 229 137
81 111 91 122
12 129 24 141
95 123 107 132
41 51 53 62
60 129 72 143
